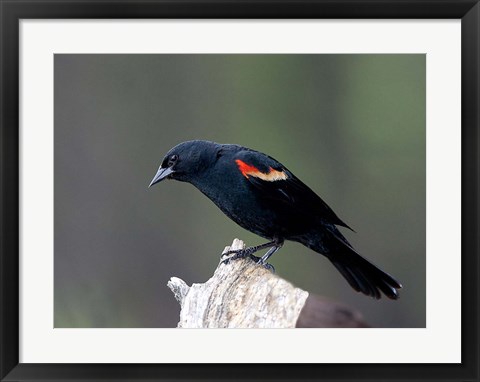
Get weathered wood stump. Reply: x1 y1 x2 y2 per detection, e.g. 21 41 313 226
167 238 368 328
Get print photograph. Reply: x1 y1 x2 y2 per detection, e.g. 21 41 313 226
54 53 426 329
2 2 477 380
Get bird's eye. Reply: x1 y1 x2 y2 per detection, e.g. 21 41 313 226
168 154 178 167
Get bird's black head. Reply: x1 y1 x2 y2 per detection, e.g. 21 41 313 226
149 140 220 187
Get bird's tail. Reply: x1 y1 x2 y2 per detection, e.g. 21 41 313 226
305 225 402 299
330 254 402 300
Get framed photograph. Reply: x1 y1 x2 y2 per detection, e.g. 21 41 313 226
1 0 478 381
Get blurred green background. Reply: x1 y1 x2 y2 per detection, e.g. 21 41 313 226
54 54 425 328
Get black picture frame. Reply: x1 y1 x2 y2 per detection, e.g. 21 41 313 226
1 1 478 381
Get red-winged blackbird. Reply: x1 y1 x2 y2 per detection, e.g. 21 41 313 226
149 140 402 299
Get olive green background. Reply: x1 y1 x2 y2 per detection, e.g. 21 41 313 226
54 54 425 328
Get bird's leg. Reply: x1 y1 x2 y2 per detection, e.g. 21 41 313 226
221 239 283 273
221 240 276 264
221 240 276 258
256 240 284 273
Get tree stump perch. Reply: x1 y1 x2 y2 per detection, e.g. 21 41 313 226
167 238 368 328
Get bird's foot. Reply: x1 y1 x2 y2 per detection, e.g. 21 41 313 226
220 240 277 260
221 248 254 265
221 251 275 272
220 244 259 261
221 247 251 258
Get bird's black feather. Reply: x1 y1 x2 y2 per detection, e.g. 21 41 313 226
236 149 353 230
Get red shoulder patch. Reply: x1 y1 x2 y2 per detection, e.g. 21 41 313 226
235 159 287 181
235 159 259 178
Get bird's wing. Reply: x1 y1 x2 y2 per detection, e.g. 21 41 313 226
235 151 353 230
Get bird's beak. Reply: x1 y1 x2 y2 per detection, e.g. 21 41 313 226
148 167 174 188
